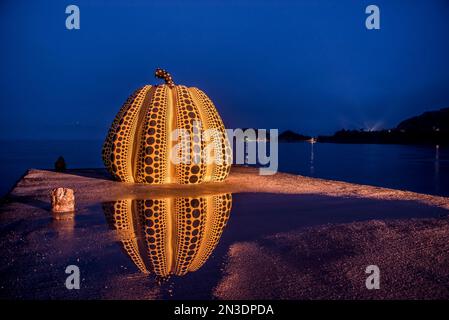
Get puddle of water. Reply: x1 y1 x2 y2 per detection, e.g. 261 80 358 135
101 193 232 299
1 192 446 299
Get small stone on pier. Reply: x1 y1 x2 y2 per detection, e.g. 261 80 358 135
50 187 75 213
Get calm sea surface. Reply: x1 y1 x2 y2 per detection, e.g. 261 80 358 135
0 140 447 197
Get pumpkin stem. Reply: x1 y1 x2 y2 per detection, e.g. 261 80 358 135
155 68 175 88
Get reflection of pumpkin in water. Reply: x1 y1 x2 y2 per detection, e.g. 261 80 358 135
102 193 232 277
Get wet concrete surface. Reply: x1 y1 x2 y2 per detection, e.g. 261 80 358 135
1 168 449 299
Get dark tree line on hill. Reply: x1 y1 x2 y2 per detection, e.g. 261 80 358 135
318 107 449 145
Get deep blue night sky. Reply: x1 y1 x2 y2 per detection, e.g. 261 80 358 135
1 0 449 139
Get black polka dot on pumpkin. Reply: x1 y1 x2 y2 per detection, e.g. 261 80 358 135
190 199 200 207
192 209 200 218
191 166 200 174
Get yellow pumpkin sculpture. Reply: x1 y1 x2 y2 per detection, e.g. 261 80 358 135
102 69 232 184
102 193 232 277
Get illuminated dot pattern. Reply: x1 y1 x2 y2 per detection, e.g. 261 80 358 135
102 87 144 175
135 86 169 184
102 81 231 184
102 200 148 273
174 86 206 184
173 196 207 275
102 85 152 182
155 68 175 88
190 193 232 271
140 198 170 276
190 88 232 181
102 194 232 277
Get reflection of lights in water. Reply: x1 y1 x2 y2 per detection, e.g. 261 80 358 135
434 145 440 194
51 212 75 236
102 193 232 280
310 141 315 176
244 136 249 164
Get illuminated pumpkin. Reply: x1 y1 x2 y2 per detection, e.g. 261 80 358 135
102 193 232 277
102 68 232 184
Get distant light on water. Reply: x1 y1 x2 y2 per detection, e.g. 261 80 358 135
435 145 440 194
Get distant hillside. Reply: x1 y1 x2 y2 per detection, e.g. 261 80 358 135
318 107 449 145
279 130 311 142
397 107 449 133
